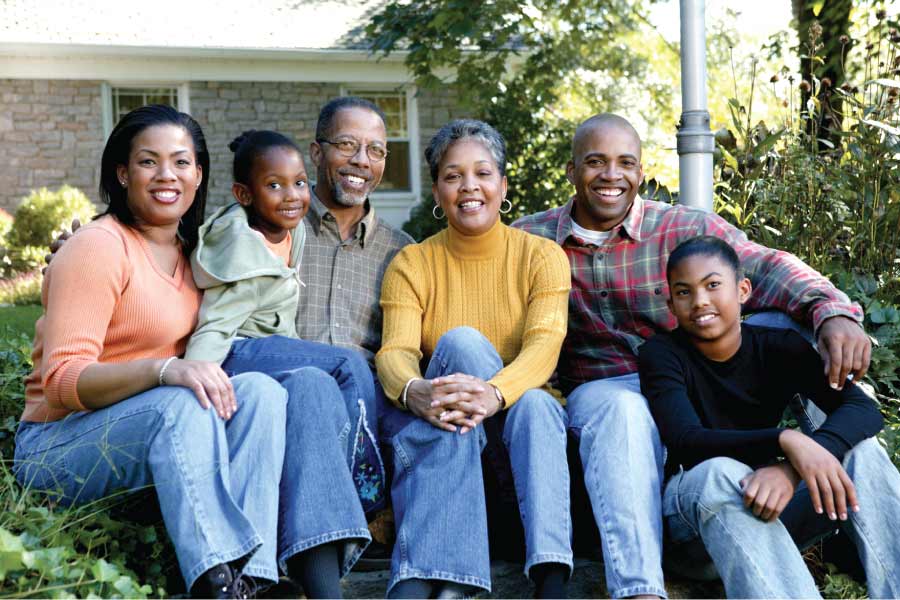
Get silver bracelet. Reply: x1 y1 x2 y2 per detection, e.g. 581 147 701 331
158 356 177 387
400 377 420 410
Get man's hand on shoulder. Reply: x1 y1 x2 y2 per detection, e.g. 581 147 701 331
740 462 799 521
817 315 871 390
43 218 81 272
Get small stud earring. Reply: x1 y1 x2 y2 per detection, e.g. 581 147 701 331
120 180 127 187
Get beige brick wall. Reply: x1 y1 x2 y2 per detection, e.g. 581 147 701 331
0 79 467 226
189 81 343 211
0 79 105 214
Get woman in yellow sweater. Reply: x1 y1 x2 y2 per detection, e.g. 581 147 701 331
376 119 573 598
14 106 287 598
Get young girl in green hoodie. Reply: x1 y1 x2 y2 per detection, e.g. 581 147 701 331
186 130 383 598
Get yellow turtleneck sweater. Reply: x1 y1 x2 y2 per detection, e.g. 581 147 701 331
376 220 571 408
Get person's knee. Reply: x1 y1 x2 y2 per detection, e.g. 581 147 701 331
577 387 653 431
691 457 751 507
280 367 343 413
434 326 490 356
230 371 288 423
843 436 892 474
508 390 564 425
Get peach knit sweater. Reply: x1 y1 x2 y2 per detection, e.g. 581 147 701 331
375 220 571 407
22 216 201 422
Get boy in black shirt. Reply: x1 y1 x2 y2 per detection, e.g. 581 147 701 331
639 235 900 599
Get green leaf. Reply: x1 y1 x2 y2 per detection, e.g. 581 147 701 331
0 528 26 579
91 558 120 583
810 0 825 16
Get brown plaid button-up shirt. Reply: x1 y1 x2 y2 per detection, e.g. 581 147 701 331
295 190 414 365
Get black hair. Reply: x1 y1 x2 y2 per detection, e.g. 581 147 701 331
666 235 744 282
315 96 387 141
99 104 209 255
424 119 507 183
228 129 303 186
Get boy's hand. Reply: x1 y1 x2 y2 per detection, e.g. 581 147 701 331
779 429 859 521
740 463 800 521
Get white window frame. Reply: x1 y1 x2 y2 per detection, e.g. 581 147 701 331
340 84 421 210
101 82 190 139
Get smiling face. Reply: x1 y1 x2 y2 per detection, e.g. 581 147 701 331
310 107 387 208
234 146 310 243
667 253 752 360
116 124 202 230
567 121 643 232
433 138 508 237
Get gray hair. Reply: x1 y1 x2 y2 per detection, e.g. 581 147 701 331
425 119 506 183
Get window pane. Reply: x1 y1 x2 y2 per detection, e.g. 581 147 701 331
380 140 410 191
355 92 407 137
113 87 178 122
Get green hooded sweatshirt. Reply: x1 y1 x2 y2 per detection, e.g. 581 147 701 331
185 203 306 364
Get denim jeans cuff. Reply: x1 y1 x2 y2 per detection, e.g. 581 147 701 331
524 552 575 579
184 535 263 591
277 528 371 575
241 565 279 585
612 583 669 599
389 568 492 596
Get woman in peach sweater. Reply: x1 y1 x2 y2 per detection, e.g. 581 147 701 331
375 119 573 599
14 105 286 598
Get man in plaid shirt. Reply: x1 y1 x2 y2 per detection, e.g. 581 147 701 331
514 113 870 598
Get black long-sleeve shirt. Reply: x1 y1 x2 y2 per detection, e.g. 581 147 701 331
639 324 883 477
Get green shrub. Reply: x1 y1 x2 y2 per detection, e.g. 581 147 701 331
7 186 94 254
0 271 42 306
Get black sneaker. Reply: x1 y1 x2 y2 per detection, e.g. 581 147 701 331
190 564 257 599
354 539 392 572
256 576 303 599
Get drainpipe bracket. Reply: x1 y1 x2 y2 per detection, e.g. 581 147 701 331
676 110 715 154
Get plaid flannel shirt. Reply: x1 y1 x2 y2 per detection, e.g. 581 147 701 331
514 196 863 394
295 190 413 365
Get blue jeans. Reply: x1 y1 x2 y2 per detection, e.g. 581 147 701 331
222 335 386 514
566 373 668 598
14 372 287 588
221 336 377 574
664 438 900 598
381 327 573 595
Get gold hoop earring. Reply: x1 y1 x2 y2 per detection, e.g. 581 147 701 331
500 198 513 214
432 204 445 219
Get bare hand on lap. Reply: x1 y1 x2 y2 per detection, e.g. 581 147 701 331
406 374 501 434
779 429 858 521
431 373 502 433
163 359 237 420
740 462 800 521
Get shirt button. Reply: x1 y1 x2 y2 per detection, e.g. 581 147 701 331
600 291 608 298
337 284 342 290
595 254 604 261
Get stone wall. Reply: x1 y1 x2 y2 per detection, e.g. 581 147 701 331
0 79 467 226
0 79 105 214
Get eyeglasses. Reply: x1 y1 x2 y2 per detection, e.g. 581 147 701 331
317 138 389 162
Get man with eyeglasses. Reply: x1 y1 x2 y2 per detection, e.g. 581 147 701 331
296 96 414 369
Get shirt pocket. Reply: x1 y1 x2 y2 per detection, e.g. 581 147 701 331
627 282 674 333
